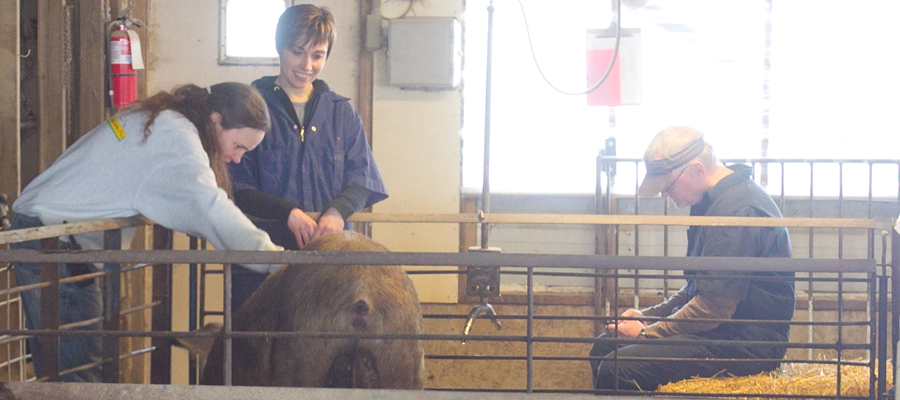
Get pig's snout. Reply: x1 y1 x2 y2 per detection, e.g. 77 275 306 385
325 348 380 388
352 299 370 315
351 299 370 331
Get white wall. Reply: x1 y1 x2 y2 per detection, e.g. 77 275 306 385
147 0 361 109
370 0 464 303
148 0 463 303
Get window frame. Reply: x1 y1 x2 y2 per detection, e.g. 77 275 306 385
217 0 283 66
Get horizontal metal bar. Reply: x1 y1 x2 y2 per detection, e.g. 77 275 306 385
0 334 30 347
0 213 874 246
0 262 150 297
0 354 29 369
0 329 873 351
409 269 875 283
121 301 160 316
37 346 155 382
346 213 875 228
600 155 900 165
437 386 868 400
421 313 872 327
586 389 867 400
0 250 877 274
0 300 161 343
431 354 873 367
502 270 875 281
4 382 607 400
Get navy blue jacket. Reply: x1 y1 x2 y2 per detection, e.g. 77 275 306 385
685 164 795 338
230 77 388 218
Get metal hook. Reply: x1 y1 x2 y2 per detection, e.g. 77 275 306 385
461 298 501 344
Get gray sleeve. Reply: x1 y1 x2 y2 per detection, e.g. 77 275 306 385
642 292 739 338
640 286 689 317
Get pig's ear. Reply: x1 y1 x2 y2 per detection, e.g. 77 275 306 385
174 322 223 361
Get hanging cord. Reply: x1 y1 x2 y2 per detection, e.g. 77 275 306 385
381 0 416 19
516 0 622 96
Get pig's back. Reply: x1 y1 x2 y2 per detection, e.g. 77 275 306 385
202 231 425 389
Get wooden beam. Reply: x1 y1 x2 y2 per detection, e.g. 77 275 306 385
129 0 148 102
358 0 374 144
0 216 150 245
73 0 108 142
341 213 877 229
458 197 478 304
0 0 20 205
37 0 68 172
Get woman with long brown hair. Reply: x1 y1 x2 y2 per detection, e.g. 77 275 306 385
10 82 283 382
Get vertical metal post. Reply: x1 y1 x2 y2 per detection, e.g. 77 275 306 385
480 0 495 250
891 228 900 388
594 155 611 334
632 160 640 311
150 225 172 384
188 236 198 384
101 229 122 383
199 243 209 327
526 266 533 394
39 237 60 381
876 272 887 398
223 263 233 386
807 161 815 360
189 237 198 333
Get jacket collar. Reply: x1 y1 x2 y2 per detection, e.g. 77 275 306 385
253 76 332 127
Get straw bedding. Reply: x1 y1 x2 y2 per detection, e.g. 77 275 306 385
657 361 892 398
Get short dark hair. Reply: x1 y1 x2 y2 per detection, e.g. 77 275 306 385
275 4 336 58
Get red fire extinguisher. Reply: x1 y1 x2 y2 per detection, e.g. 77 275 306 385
109 15 144 109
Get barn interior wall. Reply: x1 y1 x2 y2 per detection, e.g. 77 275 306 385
145 0 900 385
147 0 462 305
2 0 894 388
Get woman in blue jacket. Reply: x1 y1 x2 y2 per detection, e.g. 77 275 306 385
228 4 388 307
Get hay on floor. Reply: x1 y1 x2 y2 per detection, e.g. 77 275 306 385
657 361 892 398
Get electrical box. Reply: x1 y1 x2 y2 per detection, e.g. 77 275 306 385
388 17 461 90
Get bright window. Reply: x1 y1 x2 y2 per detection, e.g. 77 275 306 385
219 0 285 64
462 0 900 196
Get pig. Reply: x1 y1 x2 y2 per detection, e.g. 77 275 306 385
200 231 425 389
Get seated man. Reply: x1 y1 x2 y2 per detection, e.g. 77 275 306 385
590 126 796 392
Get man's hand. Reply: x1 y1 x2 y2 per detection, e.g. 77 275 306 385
312 207 346 241
287 208 317 248
606 308 647 338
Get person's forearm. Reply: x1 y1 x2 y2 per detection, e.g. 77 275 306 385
325 185 369 220
234 189 300 221
642 292 738 338
640 286 688 318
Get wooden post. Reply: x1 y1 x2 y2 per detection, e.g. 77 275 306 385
101 229 122 383
0 0 21 202
39 238 60 381
358 0 374 145
73 0 109 142
459 196 477 302
0 8 20 372
37 0 68 172
150 225 172 384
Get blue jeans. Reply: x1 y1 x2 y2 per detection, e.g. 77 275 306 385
231 269 267 312
589 325 786 392
230 219 295 311
10 213 103 382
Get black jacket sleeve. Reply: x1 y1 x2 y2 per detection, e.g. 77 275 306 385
325 184 370 220
234 189 301 222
